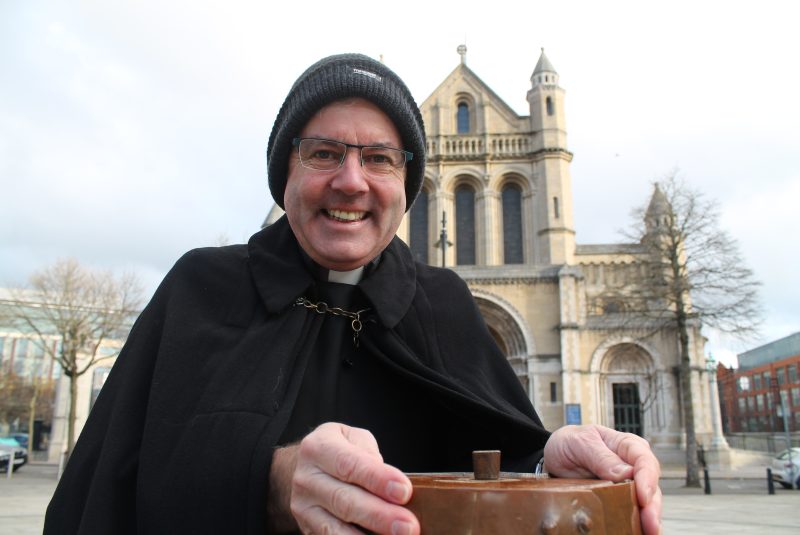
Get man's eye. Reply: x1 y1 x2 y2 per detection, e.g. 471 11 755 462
363 152 395 166
312 150 338 160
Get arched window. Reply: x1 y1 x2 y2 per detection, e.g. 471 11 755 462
457 102 470 134
455 184 476 265
502 183 523 264
409 189 429 264
546 96 554 116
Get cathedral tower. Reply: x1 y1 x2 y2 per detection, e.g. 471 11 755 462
527 49 575 265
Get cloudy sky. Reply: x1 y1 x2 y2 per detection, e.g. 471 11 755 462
2 1 797 366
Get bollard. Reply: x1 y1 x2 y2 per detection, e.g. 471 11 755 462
703 467 711 495
767 468 775 495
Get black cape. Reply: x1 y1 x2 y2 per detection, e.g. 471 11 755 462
45 216 550 534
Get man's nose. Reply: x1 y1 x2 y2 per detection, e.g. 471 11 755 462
330 148 369 194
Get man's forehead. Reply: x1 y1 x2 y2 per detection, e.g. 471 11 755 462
300 98 402 146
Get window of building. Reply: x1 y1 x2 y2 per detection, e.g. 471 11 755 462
777 367 786 386
457 102 470 134
738 397 746 414
792 387 800 407
90 366 112 410
546 96 554 116
409 189 429 264
455 184 476 265
788 364 797 384
31 342 46 378
550 382 558 403
753 374 762 390
502 183 523 264
763 371 772 388
738 376 750 391
13 338 28 375
553 196 560 219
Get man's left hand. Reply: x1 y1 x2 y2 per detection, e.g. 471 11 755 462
543 424 662 535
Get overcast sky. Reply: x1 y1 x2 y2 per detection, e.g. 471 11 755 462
2 1 798 367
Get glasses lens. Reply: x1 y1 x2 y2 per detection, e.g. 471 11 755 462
361 147 406 174
298 139 345 170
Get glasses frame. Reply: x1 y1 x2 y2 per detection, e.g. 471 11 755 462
292 137 413 175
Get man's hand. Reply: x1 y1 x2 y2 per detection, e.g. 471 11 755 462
543 425 662 535
268 422 420 535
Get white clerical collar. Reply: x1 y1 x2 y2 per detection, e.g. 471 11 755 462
327 266 364 285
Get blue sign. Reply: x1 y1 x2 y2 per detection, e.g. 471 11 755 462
565 403 582 425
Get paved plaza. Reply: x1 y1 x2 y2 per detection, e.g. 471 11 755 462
1 463 796 534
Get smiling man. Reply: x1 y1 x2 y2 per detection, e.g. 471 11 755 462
45 54 661 535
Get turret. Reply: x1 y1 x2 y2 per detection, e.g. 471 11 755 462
527 48 567 151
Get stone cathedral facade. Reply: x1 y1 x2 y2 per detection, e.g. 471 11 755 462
266 48 720 462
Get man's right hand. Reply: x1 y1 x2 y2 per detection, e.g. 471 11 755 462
268 422 420 535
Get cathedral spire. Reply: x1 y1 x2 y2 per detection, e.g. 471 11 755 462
531 48 559 86
644 183 672 236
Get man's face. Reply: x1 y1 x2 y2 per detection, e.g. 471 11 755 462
284 98 407 271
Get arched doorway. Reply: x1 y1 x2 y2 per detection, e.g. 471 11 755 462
599 343 656 437
473 295 530 394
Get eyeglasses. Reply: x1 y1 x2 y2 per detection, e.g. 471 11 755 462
292 137 413 177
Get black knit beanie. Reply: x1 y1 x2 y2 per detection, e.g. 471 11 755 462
267 53 426 212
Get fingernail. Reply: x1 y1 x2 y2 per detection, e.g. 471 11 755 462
391 520 413 535
610 463 632 478
386 480 411 503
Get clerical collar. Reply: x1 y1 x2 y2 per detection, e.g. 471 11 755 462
298 247 381 286
328 267 364 285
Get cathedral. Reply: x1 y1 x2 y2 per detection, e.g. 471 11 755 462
264 47 720 463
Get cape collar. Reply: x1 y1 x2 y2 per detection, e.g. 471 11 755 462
247 216 416 329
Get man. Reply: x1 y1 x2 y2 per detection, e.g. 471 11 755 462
45 54 661 535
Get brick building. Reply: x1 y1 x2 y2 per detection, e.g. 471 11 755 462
717 332 800 434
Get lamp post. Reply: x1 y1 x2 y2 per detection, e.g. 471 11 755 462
434 211 453 268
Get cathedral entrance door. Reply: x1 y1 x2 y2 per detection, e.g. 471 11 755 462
612 383 643 436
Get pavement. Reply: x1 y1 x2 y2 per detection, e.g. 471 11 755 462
1 461 797 534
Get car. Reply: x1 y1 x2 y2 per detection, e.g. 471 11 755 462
770 447 800 489
0 437 27 473
5 433 29 450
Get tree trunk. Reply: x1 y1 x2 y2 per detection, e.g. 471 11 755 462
677 314 701 487
27 380 38 457
67 371 78 460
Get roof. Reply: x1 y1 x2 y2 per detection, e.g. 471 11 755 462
533 48 557 75
646 183 670 219
738 331 800 370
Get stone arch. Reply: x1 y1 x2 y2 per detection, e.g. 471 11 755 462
490 172 533 196
470 289 535 394
590 337 662 438
441 170 484 196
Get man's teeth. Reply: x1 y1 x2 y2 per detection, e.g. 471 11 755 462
327 209 365 222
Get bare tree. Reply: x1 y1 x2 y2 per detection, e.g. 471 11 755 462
625 171 762 487
5 259 143 459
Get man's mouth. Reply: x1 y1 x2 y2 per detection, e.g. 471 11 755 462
325 209 367 222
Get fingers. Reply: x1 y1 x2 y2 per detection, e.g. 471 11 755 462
293 470 418 535
544 425 630 479
295 504 367 535
290 422 420 535
595 426 661 503
639 485 663 535
543 425 663 535
300 423 412 504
